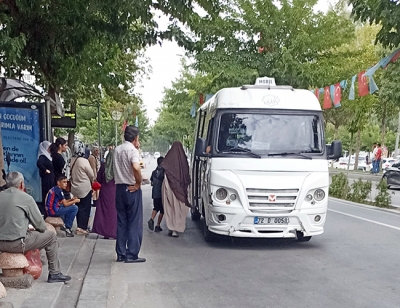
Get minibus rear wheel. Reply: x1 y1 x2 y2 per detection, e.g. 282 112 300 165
296 231 312 242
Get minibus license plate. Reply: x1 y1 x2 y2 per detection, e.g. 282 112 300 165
254 217 289 224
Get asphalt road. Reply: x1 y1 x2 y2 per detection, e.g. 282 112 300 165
106 159 400 308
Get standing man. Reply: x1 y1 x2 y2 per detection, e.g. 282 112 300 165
0 172 71 283
371 143 377 174
113 126 145 263
375 143 382 174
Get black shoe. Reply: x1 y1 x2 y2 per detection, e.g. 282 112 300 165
48 272 71 283
125 257 146 263
60 225 67 232
148 219 154 231
116 255 126 262
155 226 163 232
65 228 74 237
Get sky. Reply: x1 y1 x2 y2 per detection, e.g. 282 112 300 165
136 0 333 124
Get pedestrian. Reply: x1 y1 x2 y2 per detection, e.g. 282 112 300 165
104 145 114 160
148 156 165 232
36 140 55 217
161 141 191 238
92 149 117 239
50 137 68 181
375 143 382 174
45 175 79 237
70 141 95 235
371 143 377 174
88 146 100 206
0 172 71 283
113 125 145 263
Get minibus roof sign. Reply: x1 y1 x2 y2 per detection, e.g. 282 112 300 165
255 77 276 86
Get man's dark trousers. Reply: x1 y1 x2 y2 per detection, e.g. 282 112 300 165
115 184 143 259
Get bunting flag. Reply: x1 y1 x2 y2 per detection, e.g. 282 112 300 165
190 101 197 118
329 85 335 102
358 71 369 97
349 75 356 100
313 48 400 109
205 94 213 102
199 93 204 105
135 115 139 127
122 120 127 131
258 33 264 53
314 88 320 99
323 86 332 109
333 83 341 107
380 48 400 69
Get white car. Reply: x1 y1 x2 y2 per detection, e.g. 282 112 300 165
154 152 160 159
333 157 354 170
382 158 396 170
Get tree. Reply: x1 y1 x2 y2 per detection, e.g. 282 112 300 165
186 0 355 89
349 0 400 47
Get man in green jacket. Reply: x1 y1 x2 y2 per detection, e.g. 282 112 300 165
0 172 71 283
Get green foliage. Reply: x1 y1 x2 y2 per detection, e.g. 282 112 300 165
186 0 355 89
329 173 349 199
348 179 372 203
349 0 400 47
374 179 391 208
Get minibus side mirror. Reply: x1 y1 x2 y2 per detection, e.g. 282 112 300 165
327 140 342 160
195 138 208 157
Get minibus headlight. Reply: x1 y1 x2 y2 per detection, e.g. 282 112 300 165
215 188 228 201
314 189 325 201
305 194 313 202
229 194 237 201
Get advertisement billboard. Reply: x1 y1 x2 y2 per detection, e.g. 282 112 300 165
0 104 44 202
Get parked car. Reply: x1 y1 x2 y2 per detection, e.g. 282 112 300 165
382 158 396 170
333 157 354 170
382 160 400 188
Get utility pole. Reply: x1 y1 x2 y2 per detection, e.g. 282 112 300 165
97 101 102 158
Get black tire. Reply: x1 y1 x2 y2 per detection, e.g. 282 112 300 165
202 210 216 242
382 175 390 189
191 207 201 221
296 231 312 242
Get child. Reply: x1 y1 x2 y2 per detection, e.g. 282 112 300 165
148 157 165 232
45 175 80 237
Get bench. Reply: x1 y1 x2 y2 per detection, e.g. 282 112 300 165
44 217 64 232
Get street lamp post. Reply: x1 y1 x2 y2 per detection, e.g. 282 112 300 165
112 111 122 146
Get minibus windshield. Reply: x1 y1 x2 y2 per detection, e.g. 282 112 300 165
216 112 323 155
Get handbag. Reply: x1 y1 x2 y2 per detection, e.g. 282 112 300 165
66 157 79 192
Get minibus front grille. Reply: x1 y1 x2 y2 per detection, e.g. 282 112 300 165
249 203 294 207
246 188 298 210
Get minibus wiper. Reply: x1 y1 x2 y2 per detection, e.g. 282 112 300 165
223 147 261 158
268 152 312 160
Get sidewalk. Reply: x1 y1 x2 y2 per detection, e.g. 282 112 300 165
0 234 98 308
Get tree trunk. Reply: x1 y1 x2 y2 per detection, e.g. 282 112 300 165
354 130 361 170
381 100 387 146
334 124 339 140
0 125 5 187
68 131 75 149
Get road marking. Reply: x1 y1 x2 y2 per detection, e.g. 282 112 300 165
328 209 400 232
329 199 400 217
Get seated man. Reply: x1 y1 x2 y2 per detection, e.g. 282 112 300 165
45 176 79 237
0 172 71 283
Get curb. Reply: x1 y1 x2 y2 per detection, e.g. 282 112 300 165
329 197 400 215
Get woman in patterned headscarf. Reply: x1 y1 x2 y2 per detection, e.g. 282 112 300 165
70 141 95 235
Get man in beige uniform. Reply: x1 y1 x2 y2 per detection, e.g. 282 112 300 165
0 172 71 283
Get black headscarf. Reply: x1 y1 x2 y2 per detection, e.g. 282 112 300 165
161 141 191 207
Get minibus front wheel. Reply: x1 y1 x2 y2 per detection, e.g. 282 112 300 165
296 231 312 242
